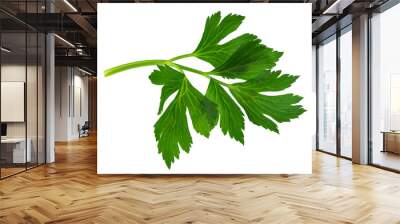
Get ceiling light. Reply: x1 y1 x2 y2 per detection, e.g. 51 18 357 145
76 48 85 55
54 34 75 48
323 0 355 15
1 47 11 53
63 0 78 12
78 67 93 76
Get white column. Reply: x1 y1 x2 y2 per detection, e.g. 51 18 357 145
45 0 56 163
46 32 55 163
352 14 369 164
55 67 73 141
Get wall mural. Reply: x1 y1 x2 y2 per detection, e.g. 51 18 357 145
98 4 312 174
104 12 305 168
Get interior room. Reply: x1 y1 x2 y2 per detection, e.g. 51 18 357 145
1 0 400 223
0 24 46 178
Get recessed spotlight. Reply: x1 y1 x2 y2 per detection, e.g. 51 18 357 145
63 0 78 12
54 34 75 48
322 0 354 15
1 47 11 53
78 67 93 76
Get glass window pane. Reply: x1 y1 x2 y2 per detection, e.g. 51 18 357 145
38 32 45 165
371 4 400 171
1 31 27 177
318 36 337 154
0 1 46 179
340 29 352 158
27 31 38 169
26 0 39 170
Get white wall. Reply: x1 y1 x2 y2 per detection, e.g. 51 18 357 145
55 67 89 141
1 65 38 138
71 72 89 138
1 63 46 164
1 65 26 133
55 66 70 141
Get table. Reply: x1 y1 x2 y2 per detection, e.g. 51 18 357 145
1 138 31 164
381 131 400 154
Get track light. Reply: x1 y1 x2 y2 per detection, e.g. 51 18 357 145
63 0 78 12
1 47 11 53
78 67 93 76
323 0 355 15
54 34 75 48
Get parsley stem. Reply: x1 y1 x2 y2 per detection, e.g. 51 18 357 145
104 58 230 88
170 63 229 87
104 59 168 77
172 63 208 77
169 53 195 61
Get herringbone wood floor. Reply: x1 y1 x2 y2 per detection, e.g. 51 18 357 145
1 134 400 224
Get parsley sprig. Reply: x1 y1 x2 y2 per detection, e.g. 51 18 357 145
105 12 306 168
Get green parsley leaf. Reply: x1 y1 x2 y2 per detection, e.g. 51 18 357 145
211 38 283 80
154 98 192 169
193 12 258 69
233 70 299 92
182 79 218 137
206 79 245 144
194 12 244 54
105 12 306 169
192 11 282 80
149 65 184 114
151 65 218 168
230 85 305 134
195 33 257 68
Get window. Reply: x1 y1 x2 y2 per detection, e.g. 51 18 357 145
0 1 46 179
339 27 352 158
370 3 400 171
318 35 337 154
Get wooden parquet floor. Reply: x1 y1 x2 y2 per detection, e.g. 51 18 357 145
1 134 400 224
